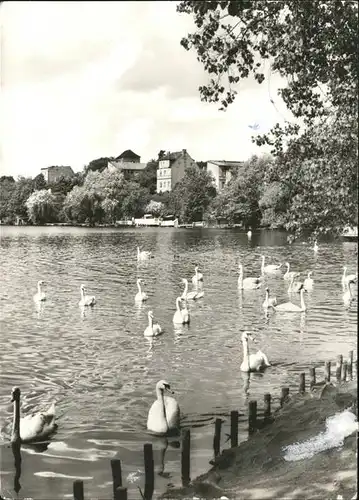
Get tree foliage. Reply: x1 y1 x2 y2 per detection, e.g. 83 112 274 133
137 160 158 194
25 189 58 224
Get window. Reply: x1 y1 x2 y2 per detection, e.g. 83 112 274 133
159 182 162 189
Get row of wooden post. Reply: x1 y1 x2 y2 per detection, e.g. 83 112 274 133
72 351 355 499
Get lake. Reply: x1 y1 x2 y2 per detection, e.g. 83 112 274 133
0 226 357 499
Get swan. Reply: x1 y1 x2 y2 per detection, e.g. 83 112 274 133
238 263 261 289
191 265 203 285
33 280 46 302
79 284 96 306
147 380 180 435
11 387 57 444
173 297 190 324
283 262 300 281
304 271 314 291
262 287 277 309
313 240 319 252
274 285 307 312
144 311 162 337
137 246 151 261
287 275 304 293
181 278 204 300
343 280 355 306
342 267 357 288
261 255 282 274
247 230 252 238
135 279 148 301
240 331 271 372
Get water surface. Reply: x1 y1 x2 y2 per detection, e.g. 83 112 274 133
0 226 357 499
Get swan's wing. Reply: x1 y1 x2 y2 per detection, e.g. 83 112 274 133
164 397 180 429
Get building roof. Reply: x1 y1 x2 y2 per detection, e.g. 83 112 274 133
41 165 74 173
208 160 245 168
116 150 140 161
108 160 146 171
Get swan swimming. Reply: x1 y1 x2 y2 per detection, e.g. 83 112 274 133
343 280 355 307
283 262 300 281
11 387 57 444
135 279 148 301
261 255 282 274
147 380 180 435
274 285 307 312
247 230 252 239
313 240 319 252
342 266 357 289
262 287 277 309
192 265 203 285
33 280 46 302
173 297 190 324
137 246 151 261
79 284 96 307
303 271 314 291
240 331 271 372
238 263 262 289
181 278 204 300
144 311 162 337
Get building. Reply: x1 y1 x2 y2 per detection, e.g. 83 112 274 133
157 149 196 193
107 149 146 177
206 160 245 191
40 166 75 184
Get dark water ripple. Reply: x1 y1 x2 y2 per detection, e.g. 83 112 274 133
0 226 357 499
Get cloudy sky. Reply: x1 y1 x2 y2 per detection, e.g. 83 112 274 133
1 1 292 178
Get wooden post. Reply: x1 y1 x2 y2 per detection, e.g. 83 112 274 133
342 360 348 382
230 411 239 448
336 355 343 381
248 400 257 435
143 443 154 500
213 418 222 457
309 367 316 389
111 459 122 498
264 393 271 421
115 487 128 500
73 480 84 500
280 387 289 407
181 429 191 487
324 361 331 382
299 372 305 393
348 351 353 380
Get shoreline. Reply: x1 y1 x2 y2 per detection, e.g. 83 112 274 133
161 381 358 500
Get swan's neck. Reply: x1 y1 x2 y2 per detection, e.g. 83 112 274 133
37 283 42 294
300 290 306 310
183 280 188 296
148 315 153 327
137 281 142 293
242 339 250 366
348 282 352 297
12 399 20 442
261 257 265 272
265 290 269 300
157 389 169 432
238 269 243 285
176 299 181 312
80 288 85 299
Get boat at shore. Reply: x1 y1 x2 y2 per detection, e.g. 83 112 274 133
341 226 358 240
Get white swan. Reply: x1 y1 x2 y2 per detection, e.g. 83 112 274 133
33 280 46 302
283 262 300 281
261 255 282 274
342 266 357 288
11 387 57 444
173 297 190 324
238 263 261 289
192 265 203 285
313 240 319 252
287 275 304 293
79 284 96 306
147 380 180 435
274 285 307 312
262 287 277 309
181 278 204 300
135 279 148 301
343 280 355 306
304 271 314 291
240 332 271 372
144 311 162 337
247 230 252 239
137 246 151 261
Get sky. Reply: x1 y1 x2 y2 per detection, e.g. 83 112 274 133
0 1 293 179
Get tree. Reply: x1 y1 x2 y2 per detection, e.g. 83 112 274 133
25 189 58 224
7 177 35 222
168 166 216 222
145 200 165 217
85 157 115 173
137 160 158 194
33 173 47 191
177 0 358 237
0 177 16 222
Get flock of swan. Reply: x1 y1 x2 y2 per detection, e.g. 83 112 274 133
7 244 358 444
